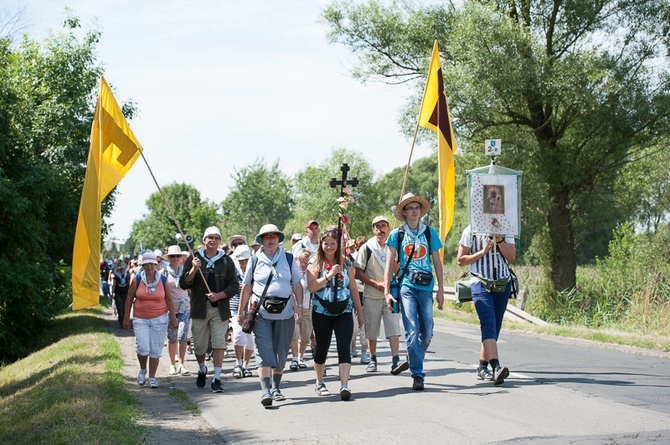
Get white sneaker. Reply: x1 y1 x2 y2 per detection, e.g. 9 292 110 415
149 377 158 388
360 350 371 364
137 369 147 386
168 365 177 375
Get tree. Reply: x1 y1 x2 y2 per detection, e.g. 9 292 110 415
220 160 294 242
131 183 220 251
323 0 670 295
288 148 385 240
0 18 103 361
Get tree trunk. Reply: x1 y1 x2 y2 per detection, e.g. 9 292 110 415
546 189 577 296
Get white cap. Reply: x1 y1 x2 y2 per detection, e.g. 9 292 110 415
202 226 222 242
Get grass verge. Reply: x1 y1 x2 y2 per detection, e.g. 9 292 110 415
0 307 145 445
169 389 200 415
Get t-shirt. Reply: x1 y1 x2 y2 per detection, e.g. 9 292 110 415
311 261 354 316
243 249 301 320
354 239 389 299
459 225 514 280
387 225 442 291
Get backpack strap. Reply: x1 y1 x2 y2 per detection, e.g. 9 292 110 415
250 252 293 286
363 245 372 272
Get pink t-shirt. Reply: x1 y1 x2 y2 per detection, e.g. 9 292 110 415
133 275 168 319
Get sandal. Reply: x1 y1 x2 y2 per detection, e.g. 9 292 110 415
289 359 299 371
298 358 307 369
232 366 243 379
242 367 252 378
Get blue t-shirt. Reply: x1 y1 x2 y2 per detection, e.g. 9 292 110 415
387 225 442 291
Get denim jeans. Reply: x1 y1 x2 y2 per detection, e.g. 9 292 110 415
400 285 434 379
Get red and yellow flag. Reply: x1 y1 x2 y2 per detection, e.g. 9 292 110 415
72 76 142 310
418 41 456 259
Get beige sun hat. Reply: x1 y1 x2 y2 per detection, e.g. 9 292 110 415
228 234 247 245
255 224 285 244
166 245 187 257
394 193 431 222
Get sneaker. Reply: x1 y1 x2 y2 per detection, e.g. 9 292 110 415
289 359 299 371
391 360 409 375
360 350 371 364
168 365 177 375
412 376 425 390
196 366 208 388
350 346 358 358
315 382 331 396
271 388 286 401
137 369 147 386
366 360 378 372
149 377 158 388
261 392 273 407
476 366 494 381
494 366 509 385
339 385 351 401
211 379 223 393
178 365 190 376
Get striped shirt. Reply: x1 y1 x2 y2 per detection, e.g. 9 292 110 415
459 226 514 280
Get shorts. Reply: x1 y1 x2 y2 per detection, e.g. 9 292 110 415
133 313 169 358
231 310 255 350
191 304 229 355
253 314 294 369
292 309 313 343
167 311 191 344
363 296 402 340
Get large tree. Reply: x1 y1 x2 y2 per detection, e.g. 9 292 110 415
220 160 294 241
130 183 220 251
0 17 103 360
323 0 670 294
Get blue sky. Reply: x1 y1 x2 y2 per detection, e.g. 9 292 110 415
21 0 434 239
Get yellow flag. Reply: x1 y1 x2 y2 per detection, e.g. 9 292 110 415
72 77 142 310
418 41 456 261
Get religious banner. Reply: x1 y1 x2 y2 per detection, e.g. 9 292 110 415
467 164 522 238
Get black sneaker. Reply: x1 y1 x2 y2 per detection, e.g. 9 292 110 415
261 392 273 408
339 385 352 401
211 378 223 393
196 366 207 388
494 366 509 385
476 366 494 381
391 360 409 375
412 376 424 390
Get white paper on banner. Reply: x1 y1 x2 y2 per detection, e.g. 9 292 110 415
469 173 519 237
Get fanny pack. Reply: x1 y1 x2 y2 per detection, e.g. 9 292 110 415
313 294 349 315
262 297 289 314
475 274 510 293
407 270 433 286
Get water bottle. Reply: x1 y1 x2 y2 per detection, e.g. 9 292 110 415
242 300 258 334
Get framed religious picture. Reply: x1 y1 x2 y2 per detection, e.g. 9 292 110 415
467 169 521 238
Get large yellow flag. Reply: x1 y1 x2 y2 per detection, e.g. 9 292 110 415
418 41 456 260
72 77 142 310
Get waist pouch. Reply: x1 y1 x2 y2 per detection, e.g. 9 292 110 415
262 297 289 314
407 270 433 286
314 294 349 315
476 275 510 293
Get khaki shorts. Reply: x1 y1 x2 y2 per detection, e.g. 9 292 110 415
191 304 229 355
363 296 402 340
292 309 313 343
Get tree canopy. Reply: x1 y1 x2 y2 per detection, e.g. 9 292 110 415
322 0 670 295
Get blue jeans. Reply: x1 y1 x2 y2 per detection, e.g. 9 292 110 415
400 285 434 379
472 281 511 341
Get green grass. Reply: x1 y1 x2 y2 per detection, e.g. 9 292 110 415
169 389 200 415
0 307 146 445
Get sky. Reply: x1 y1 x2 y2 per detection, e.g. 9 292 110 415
19 0 434 240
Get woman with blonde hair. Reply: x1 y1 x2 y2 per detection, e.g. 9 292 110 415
307 228 363 401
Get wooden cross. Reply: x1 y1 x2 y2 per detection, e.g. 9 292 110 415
329 163 358 196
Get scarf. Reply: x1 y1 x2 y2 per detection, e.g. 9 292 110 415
139 269 160 292
166 264 183 280
198 247 224 269
402 221 427 252
258 247 283 283
368 238 389 268
114 270 128 287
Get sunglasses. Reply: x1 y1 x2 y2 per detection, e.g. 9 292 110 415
262 234 279 240
168 255 181 259
231 242 245 247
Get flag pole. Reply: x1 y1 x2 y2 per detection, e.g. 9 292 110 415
136 149 212 293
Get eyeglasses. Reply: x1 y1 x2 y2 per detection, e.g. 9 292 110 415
405 205 421 212
262 234 279 240
205 236 221 241
231 242 245 247
168 255 181 259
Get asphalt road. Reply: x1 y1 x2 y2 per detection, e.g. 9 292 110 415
170 318 670 445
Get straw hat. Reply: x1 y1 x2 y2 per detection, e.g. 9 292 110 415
255 224 285 244
166 245 187 257
394 193 431 222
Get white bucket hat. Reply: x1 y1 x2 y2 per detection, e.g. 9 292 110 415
202 226 222 242
140 251 158 265
232 244 251 260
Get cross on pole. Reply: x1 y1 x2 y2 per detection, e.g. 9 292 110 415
329 163 358 294
329 163 359 196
